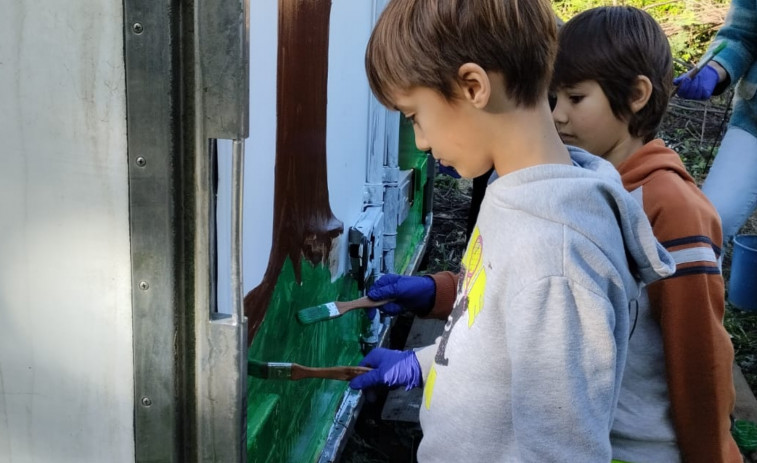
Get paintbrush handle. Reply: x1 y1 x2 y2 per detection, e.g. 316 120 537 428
290 364 371 381
336 296 392 314
693 42 727 75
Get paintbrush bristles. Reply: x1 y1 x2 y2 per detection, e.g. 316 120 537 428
295 297 391 325
247 360 293 379
247 360 269 378
296 302 340 324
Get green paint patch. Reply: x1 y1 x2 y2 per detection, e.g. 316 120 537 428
247 394 280 459
247 258 362 462
395 116 431 273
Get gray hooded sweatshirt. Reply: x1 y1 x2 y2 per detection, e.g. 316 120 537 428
415 147 675 462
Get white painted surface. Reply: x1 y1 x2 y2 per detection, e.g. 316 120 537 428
326 0 374 278
244 0 278 289
0 1 134 462
243 1 374 287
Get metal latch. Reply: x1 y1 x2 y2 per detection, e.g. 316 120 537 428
348 207 384 290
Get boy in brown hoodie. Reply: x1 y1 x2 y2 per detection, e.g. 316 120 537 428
551 6 740 463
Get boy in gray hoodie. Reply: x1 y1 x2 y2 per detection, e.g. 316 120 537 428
349 0 674 461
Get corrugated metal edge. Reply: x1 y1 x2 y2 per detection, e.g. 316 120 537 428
124 0 181 460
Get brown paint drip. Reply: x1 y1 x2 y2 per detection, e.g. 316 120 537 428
244 0 342 345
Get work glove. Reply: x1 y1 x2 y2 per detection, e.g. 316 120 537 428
674 64 719 100
367 274 436 316
348 348 422 391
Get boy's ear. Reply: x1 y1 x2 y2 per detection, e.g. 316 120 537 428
629 75 653 114
457 63 490 108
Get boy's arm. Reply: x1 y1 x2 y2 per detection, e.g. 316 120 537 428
425 271 458 319
643 180 741 462
506 277 617 462
647 276 740 462
711 0 757 86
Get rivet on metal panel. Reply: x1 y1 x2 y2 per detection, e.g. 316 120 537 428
141 397 152 407
139 281 149 290
135 156 147 167
132 23 144 34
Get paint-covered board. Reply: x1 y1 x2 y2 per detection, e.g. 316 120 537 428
240 1 432 461
243 1 374 461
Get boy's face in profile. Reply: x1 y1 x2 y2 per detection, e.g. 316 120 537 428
552 80 631 166
391 85 494 179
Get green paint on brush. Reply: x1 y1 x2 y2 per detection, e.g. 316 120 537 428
247 360 293 379
296 302 340 324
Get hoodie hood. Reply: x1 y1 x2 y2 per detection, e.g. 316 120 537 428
616 139 693 191
488 146 674 285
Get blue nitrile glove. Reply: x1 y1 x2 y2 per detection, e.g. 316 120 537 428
367 274 436 316
349 348 422 391
437 162 461 178
674 64 719 100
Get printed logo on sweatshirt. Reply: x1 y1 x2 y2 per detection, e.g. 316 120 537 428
462 228 486 327
425 228 487 410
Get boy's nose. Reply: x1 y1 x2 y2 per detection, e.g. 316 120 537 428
414 129 430 152
552 109 567 127
551 97 568 125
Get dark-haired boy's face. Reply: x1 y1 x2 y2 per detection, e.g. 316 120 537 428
551 80 631 167
391 86 494 179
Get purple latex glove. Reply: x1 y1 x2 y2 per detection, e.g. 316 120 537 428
349 348 422 391
437 162 461 178
674 64 719 100
367 274 436 316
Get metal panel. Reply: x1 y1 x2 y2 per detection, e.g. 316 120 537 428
397 169 414 225
124 0 182 461
0 1 134 461
193 1 250 462
348 206 385 290
198 0 250 139
125 0 250 460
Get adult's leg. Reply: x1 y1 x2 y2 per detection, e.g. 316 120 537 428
702 126 757 244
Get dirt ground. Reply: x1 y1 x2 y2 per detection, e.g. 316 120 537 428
340 91 757 462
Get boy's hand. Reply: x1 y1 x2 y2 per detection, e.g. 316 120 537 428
438 163 461 178
674 64 719 100
348 348 421 390
367 274 436 316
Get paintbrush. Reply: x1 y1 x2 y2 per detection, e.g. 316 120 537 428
671 42 727 97
295 296 391 325
247 360 371 381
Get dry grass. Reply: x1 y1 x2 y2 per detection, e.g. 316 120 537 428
652 0 728 36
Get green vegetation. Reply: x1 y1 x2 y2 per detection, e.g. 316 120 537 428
553 0 729 73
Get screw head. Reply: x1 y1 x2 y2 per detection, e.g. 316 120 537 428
141 397 152 407
139 281 149 290
132 23 144 34
136 156 146 167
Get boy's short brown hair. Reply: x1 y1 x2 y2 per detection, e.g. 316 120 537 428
552 6 672 142
366 0 557 109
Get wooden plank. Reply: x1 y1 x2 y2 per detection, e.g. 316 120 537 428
733 363 757 423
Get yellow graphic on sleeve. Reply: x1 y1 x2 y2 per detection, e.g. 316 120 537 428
461 228 487 327
424 364 438 410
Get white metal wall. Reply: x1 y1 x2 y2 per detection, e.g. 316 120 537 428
0 1 135 461
325 1 375 278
